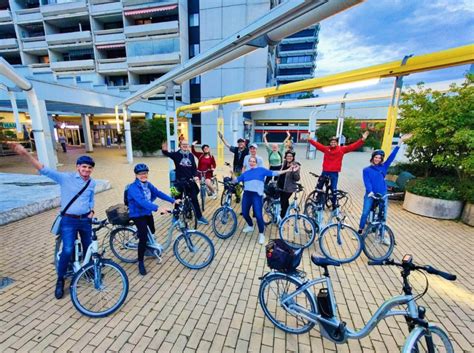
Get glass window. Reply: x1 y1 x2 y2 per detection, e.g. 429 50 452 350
189 13 199 27
190 44 199 57
190 76 201 84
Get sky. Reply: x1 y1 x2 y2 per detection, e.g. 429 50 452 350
316 0 474 89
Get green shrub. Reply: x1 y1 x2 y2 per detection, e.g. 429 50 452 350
131 118 167 153
459 180 474 203
364 135 381 149
405 177 462 201
387 162 457 178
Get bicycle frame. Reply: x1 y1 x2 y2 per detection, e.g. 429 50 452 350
279 274 417 343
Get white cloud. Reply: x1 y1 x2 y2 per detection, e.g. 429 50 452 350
402 0 474 26
316 20 406 76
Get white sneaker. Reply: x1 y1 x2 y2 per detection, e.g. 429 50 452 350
258 233 265 245
382 237 391 246
211 193 218 200
242 225 254 233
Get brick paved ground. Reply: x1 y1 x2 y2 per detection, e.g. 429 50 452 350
0 146 472 352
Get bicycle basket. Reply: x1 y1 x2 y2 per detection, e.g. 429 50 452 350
265 239 303 273
264 182 280 199
106 204 130 226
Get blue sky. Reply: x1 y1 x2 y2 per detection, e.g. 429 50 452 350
316 0 474 87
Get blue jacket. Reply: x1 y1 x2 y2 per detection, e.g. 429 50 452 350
127 179 175 218
362 146 399 195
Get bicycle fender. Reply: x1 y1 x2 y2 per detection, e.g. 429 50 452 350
401 326 427 353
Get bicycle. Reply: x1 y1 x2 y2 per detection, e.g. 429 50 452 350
262 180 282 226
362 193 396 261
197 169 218 211
109 204 215 269
220 162 238 207
212 176 238 239
305 172 350 211
54 218 129 318
174 178 199 229
259 254 456 352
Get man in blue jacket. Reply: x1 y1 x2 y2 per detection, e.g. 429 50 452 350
127 163 178 275
358 134 412 235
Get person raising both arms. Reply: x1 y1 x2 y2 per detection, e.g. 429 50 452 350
262 130 291 183
191 141 217 199
232 156 299 245
308 131 369 206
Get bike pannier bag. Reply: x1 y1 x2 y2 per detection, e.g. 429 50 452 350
51 214 62 235
265 239 302 272
106 204 130 225
317 288 334 318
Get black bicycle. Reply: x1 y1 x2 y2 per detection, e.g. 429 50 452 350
174 178 198 229
212 176 238 239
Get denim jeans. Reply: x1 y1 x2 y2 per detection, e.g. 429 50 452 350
359 195 388 230
317 171 339 206
58 216 92 279
242 191 264 233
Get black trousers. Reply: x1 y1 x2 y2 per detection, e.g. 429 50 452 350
280 191 292 219
176 182 203 219
131 215 155 262
265 165 282 184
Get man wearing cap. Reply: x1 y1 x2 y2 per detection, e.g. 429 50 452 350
218 132 250 202
9 143 96 300
308 131 369 205
242 143 264 172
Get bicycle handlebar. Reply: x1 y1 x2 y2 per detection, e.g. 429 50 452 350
370 193 394 200
368 258 456 281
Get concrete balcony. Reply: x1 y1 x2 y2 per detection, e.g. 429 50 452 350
277 62 314 69
22 37 48 50
46 31 92 46
127 52 179 67
281 36 317 45
0 38 18 51
16 8 42 23
278 48 317 57
90 1 122 15
123 0 174 7
0 9 12 23
41 0 88 17
97 58 127 73
50 59 95 72
90 0 120 4
94 29 125 44
124 21 178 38
30 63 51 73
276 74 314 81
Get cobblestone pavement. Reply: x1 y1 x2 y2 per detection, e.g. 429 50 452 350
1 147 472 352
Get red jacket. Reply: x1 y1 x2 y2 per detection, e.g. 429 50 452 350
191 146 216 178
309 139 364 172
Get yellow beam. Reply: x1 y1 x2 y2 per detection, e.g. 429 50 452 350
177 44 474 116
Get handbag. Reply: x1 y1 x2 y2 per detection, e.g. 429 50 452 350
51 179 91 236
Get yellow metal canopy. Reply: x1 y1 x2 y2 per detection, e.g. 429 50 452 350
177 44 474 116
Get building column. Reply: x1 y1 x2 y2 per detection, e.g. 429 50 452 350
122 106 133 164
81 114 94 153
26 89 57 169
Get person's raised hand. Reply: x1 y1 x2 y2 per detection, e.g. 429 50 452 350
362 131 370 140
192 140 198 145
399 133 413 144
7 142 28 156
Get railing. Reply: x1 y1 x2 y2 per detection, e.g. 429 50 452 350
97 59 127 72
90 1 122 14
95 29 125 43
122 0 174 7
0 9 12 22
46 31 92 45
40 0 87 16
22 37 48 50
127 52 180 67
16 8 42 23
0 38 18 50
50 59 95 71
124 21 178 38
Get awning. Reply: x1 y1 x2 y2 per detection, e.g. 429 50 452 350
124 4 177 17
96 43 126 50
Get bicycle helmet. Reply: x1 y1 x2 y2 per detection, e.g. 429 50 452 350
134 163 149 174
371 149 385 162
76 155 95 167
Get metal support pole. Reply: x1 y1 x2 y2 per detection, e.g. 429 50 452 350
217 106 224 166
122 106 133 164
26 89 56 169
173 90 178 144
336 93 348 143
114 105 121 133
81 113 94 153
8 91 22 133
231 111 239 145
307 110 318 159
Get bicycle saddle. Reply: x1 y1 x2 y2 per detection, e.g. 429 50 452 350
311 255 340 268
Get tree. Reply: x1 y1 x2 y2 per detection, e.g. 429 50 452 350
130 118 167 153
315 118 363 145
398 75 474 180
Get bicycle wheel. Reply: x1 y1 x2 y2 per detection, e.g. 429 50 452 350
303 201 321 234
362 223 395 261
212 206 237 239
263 197 273 226
173 230 215 269
200 184 206 211
259 273 317 334
212 177 219 195
109 227 139 263
279 214 316 249
182 200 198 229
70 259 129 318
319 223 362 264
403 325 454 353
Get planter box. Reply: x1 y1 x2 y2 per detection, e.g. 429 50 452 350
403 191 463 220
461 202 474 226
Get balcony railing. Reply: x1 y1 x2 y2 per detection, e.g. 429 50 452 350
276 74 314 81
97 58 127 72
30 63 51 73
16 8 42 23
281 36 317 45
90 1 122 14
0 38 19 50
0 9 12 23
50 59 95 71
127 52 179 67
90 0 120 4
124 21 178 38
277 62 314 69
278 48 317 57
122 0 174 7
41 0 88 16
94 29 125 44
22 37 48 50
46 31 92 45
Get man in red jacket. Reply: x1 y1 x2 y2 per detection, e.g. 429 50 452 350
309 131 369 205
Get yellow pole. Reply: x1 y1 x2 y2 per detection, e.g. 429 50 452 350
217 107 224 166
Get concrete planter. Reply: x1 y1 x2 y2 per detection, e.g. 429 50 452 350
403 191 463 220
132 150 162 157
461 202 474 226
